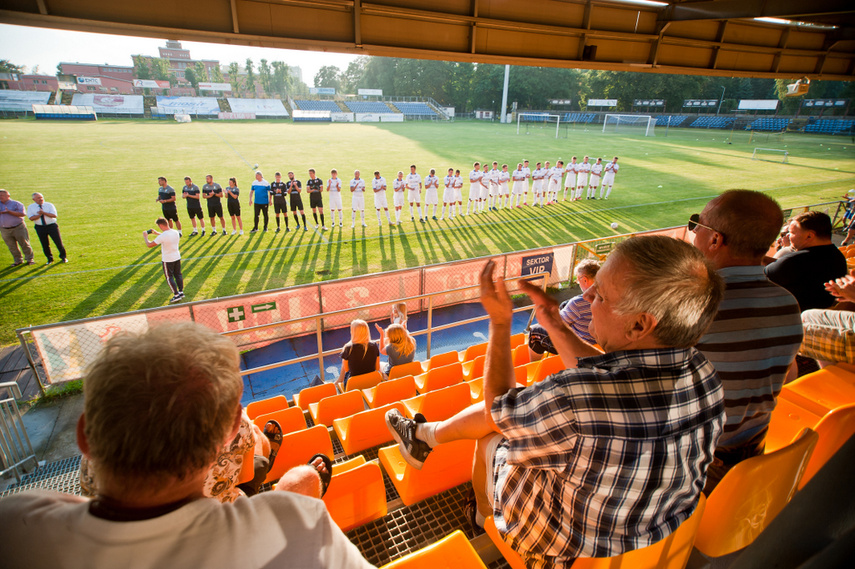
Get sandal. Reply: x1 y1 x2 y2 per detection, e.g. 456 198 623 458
263 420 283 466
308 453 333 498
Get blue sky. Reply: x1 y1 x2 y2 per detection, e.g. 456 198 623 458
0 24 359 84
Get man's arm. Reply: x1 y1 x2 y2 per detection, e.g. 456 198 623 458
142 230 159 249
479 260 517 427
1 205 25 218
519 280 601 368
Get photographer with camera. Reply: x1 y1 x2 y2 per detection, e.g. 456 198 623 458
143 217 184 304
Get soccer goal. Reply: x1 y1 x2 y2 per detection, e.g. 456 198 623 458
752 147 789 163
517 113 561 138
603 114 656 137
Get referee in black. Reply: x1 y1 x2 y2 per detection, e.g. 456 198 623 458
156 176 182 235
182 176 205 236
270 172 289 232
287 171 308 232
202 175 226 236
306 168 326 230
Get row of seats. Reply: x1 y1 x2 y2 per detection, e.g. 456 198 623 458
689 116 735 129
345 101 395 113
393 102 437 116
562 112 596 123
804 118 855 134
293 99 341 112
746 118 791 131
656 115 688 126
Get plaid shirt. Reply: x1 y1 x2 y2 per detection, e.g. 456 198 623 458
490 348 724 567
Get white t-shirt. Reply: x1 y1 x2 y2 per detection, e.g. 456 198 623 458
522 166 531 179
327 178 342 192
405 173 421 190
604 162 620 176
444 175 454 188
350 178 365 193
425 175 439 189
393 179 405 192
372 177 386 192
453 176 464 188
512 170 526 182
469 170 482 184
590 163 604 177
0 490 373 569
154 229 180 263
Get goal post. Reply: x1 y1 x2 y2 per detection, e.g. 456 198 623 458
752 147 789 163
517 112 561 138
603 114 656 137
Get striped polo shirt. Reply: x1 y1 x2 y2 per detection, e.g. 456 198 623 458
696 265 803 451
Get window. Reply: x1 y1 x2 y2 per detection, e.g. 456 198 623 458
87 86 96 91
111 87 118 92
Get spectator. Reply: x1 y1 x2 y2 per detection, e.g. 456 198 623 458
765 211 847 310
337 320 380 390
386 237 725 567
27 192 68 265
375 323 416 375
0 189 35 266
143 217 184 304
392 302 408 329
800 273 855 366
528 259 600 359
690 190 803 493
0 322 371 568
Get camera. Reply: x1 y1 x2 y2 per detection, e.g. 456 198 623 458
147 229 154 234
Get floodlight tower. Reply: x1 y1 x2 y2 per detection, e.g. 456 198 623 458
500 64 510 123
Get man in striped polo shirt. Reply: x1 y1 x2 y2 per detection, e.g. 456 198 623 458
690 189 803 493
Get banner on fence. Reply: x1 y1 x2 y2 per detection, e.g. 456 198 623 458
199 82 232 92
738 99 779 111
218 112 256 120
587 99 617 107
355 113 381 122
71 94 144 114
331 112 355 122
380 114 404 122
227 98 289 116
358 89 383 96
155 96 220 115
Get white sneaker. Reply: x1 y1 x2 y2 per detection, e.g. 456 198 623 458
239 230 244 235
362 223 367 227
231 230 236 235
351 224 355 228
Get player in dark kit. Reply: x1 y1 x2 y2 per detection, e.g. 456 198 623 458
182 176 206 236
287 172 308 231
202 175 226 236
270 172 290 232
306 168 326 230
156 177 182 235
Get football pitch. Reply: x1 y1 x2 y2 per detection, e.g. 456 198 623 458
0 118 853 347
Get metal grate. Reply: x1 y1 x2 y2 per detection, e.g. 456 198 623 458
1 455 82 497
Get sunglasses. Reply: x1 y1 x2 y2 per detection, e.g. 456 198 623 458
688 213 727 242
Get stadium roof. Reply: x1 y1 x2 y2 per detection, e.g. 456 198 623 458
1 0 853 80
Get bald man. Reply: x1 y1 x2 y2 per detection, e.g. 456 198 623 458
27 192 67 264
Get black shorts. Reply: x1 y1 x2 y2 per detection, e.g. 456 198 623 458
273 199 288 215
289 194 304 211
161 206 179 222
207 201 223 219
187 207 204 220
309 192 324 209
227 200 241 216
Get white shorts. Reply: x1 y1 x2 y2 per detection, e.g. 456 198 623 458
393 191 405 208
490 182 500 197
589 175 600 187
351 192 365 211
480 184 490 200
454 187 463 202
425 188 439 205
532 180 544 194
499 182 509 196
547 179 560 194
408 188 421 203
602 173 615 187
469 184 481 201
329 191 343 210
373 192 388 209
512 181 526 195
564 175 575 188
443 187 455 203
576 174 588 187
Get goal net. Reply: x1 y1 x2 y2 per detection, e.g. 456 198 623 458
517 113 561 138
603 114 655 136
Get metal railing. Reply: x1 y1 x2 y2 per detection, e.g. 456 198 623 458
0 382 37 483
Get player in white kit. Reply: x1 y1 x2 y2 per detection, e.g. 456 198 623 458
511 163 526 208
588 158 603 199
575 156 591 200
372 171 392 226
453 169 464 216
498 164 510 208
441 168 455 220
326 169 343 227
480 163 491 212
405 165 424 223
466 162 482 215
393 171 406 224
349 170 367 228
522 160 532 206
600 156 619 199
487 162 499 211
563 157 577 201
547 160 563 205
532 162 546 207
424 168 440 220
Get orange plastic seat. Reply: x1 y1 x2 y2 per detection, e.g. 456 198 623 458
246 395 288 420
378 438 476 505
512 344 530 367
510 333 525 348
462 354 485 381
309 390 365 427
252 405 307 437
414 361 463 394
779 366 855 417
483 516 526 569
422 350 460 372
293 382 337 412
380 530 487 568
333 402 407 455
799 402 855 488
363 375 418 408
323 459 388 532
345 370 383 392
765 397 823 453
266 424 334 484
694 428 818 558
388 361 424 380
459 342 487 363
513 364 529 386
466 377 483 404
331 455 366 475
402 382 471 421
528 354 564 385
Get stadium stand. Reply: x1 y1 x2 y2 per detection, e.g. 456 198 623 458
32 104 96 121
227 97 289 117
246 394 289 419
747 117 791 131
656 115 688 127
414 362 464 393
804 118 855 134
562 112 596 123
154 96 220 116
345 101 395 113
0 90 51 115
689 116 736 129
393 101 437 117
293 99 342 112
362 375 418 408
71 93 144 116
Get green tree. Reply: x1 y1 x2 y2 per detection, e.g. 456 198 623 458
132 55 152 80
259 59 272 96
0 59 23 73
211 65 225 83
150 58 170 82
314 65 342 90
184 67 199 91
195 61 207 82
342 57 369 93
228 62 240 94
245 58 256 96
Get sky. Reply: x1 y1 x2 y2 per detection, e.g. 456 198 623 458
0 24 360 84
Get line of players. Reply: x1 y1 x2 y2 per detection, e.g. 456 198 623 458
154 156 620 234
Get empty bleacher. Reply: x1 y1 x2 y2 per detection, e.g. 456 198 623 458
393 101 437 117
688 116 736 129
562 112 596 123
804 118 855 135
0 90 51 116
747 117 791 131
345 101 395 113
293 99 342 112
656 115 688 127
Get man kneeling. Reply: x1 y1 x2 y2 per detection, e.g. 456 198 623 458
386 236 726 568
0 322 372 569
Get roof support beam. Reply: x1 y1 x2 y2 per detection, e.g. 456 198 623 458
229 0 240 34
661 0 852 22
354 0 362 46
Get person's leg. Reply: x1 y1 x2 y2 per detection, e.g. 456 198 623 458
1 226 23 264
173 259 184 294
473 433 504 522
276 465 323 498
253 204 260 230
319 208 325 228
34 224 53 263
163 261 179 296
237 215 243 231
800 308 855 365
14 224 34 262
48 224 66 260
262 204 269 230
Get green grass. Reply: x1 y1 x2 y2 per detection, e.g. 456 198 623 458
0 118 853 346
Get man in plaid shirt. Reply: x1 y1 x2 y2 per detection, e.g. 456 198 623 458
386 236 725 567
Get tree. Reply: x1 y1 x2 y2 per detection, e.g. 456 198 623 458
314 65 342 90
132 55 152 80
342 57 369 93
184 66 199 91
228 62 240 94
245 58 256 96
195 61 207 82
55 63 63 76
150 58 170 82
211 65 225 83
259 59 272 96
0 59 23 74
